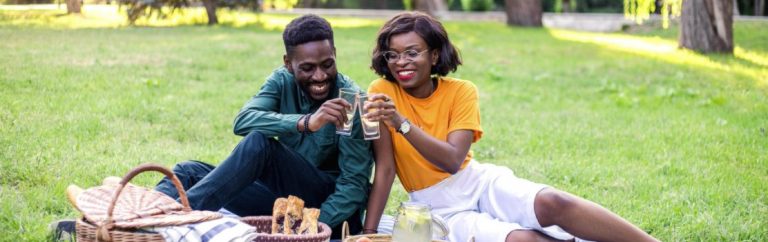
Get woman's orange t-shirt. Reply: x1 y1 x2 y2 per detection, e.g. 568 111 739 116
368 77 483 192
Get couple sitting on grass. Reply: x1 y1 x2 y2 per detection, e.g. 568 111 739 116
155 13 658 242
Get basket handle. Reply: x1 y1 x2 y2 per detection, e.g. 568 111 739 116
341 221 350 240
97 163 191 241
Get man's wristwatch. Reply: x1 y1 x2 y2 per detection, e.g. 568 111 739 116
397 119 411 135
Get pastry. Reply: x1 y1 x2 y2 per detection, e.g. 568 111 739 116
298 208 320 234
271 198 288 234
284 195 304 234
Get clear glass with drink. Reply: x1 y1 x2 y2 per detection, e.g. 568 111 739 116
336 88 357 136
359 93 380 140
392 202 432 242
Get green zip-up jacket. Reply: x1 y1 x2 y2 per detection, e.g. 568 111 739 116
233 66 373 228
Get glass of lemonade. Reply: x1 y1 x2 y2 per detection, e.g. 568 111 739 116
359 93 380 140
336 88 357 136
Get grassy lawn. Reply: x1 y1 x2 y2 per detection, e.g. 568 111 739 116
1 5 766 241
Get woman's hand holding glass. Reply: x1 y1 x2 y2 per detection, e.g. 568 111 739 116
362 93 404 130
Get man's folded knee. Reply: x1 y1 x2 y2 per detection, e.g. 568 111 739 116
173 160 206 173
244 131 269 143
240 131 273 153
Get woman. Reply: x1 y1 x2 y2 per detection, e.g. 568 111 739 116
362 12 658 242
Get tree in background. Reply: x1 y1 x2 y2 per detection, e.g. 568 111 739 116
734 0 766 15
461 0 495 11
504 0 543 26
119 0 296 25
679 0 733 53
626 0 733 54
625 0 680 28
412 0 448 17
754 0 765 15
555 0 576 12
65 0 81 14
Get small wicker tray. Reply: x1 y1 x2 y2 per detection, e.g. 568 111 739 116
241 216 332 242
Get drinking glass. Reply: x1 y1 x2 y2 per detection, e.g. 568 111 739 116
358 93 380 140
392 202 432 242
336 88 357 136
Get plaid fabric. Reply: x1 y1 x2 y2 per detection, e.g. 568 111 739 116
146 217 258 242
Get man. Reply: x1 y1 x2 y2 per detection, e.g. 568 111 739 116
155 14 372 238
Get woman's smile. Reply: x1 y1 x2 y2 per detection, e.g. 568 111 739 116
396 70 417 81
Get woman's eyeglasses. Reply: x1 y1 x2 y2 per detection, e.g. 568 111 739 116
382 49 429 64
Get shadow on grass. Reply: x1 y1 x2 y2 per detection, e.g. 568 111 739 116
618 21 768 70
544 27 768 91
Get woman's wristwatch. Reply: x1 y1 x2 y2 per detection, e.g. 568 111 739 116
397 119 411 135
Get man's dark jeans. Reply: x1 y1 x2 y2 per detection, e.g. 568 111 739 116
155 132 363 238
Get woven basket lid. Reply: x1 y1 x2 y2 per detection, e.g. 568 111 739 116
76 165 222 228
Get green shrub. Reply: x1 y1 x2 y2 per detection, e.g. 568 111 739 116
461 0 494 12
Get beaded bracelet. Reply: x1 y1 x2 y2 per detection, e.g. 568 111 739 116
303 113 312 134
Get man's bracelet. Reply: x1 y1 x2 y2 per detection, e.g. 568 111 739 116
303 113 312 134
298 114 305 133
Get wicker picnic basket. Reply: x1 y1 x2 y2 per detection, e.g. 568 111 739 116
241 216 332 242
75 164 222 242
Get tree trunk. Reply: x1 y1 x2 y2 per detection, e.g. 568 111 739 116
413 0 447 18
202 0 218 25
756 0 766 16
733 0 740 15
562 0 572 12
66 0 81 14
326 0 344 8
679 0 733 54
504 0 542 27
376 0 387 9
300 0 315 8
127 3 148 25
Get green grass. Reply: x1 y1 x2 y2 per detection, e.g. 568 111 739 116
1 5 767 241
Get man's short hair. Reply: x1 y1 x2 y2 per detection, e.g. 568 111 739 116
283 14 335 56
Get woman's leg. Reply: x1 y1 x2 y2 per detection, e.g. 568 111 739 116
471 163 575 241
534 188 658 242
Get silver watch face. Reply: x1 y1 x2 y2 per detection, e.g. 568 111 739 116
400 120 411 134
